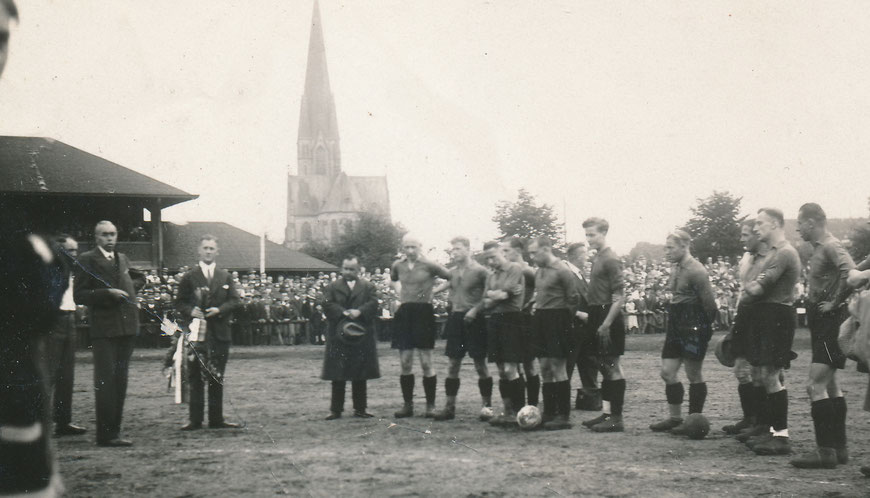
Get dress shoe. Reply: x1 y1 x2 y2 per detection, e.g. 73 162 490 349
54 423 87 436
753 436 792 455
432 406 455 421
180 422 203 431
542 415 572 431
835 446 849 465
209 421 241 429
745 433 772 449
353 410 374 418
394 403 413 418
649 418 682 432
582 413 609 428
590 418 624 433
325 412 342 420
789 447 837 469
722 418 753 435
97 438 133 447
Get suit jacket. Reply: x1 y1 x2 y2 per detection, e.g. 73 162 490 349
321 277 380 381
174 265 241 342
73 248 143 339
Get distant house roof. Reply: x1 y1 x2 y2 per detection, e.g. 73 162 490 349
163 221 335 273
0 136 197 208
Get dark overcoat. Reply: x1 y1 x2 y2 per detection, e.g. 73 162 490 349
321 277 380 381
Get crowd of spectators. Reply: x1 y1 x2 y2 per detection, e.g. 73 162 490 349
68 254 811 349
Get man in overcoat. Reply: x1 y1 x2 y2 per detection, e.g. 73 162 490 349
322 255 380 419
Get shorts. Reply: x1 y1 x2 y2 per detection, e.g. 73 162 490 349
444 311 488 360
661 303 713 361
532 308 574 359
520 311 536 363
807 306 847 369
745 303 796 370
586 304 626 357
391 302 436 350
486 312 525 364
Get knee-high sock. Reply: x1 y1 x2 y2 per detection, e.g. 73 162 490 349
541 382 556 418
423 375 437 405
557 380 571 417
445 377 460 397
810 398 835 448
688 382 707 414
499 379 511 412
478 377 493 406
400 374 414 404
601 379 612 414
831 396 847 448
330 381 346 413
510 378 525 413
754 386 769 427
526 375 540 407
737 383 754 420
768 389 788 432
610 379 626 416
665 382 684 406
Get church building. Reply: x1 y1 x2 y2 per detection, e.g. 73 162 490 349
285 1 390 249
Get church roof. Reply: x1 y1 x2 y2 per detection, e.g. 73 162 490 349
0 136 196 208
163 221 335 272
298 0 339 143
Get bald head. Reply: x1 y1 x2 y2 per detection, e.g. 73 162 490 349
401 234 422 261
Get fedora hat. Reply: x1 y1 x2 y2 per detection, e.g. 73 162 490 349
338 318 367 344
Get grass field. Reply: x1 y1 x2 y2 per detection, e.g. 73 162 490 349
55 330 870 497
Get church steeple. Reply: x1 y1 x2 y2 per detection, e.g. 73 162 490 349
297 0 341 177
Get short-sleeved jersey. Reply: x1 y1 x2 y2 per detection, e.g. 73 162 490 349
807 233 855 306
391 258 450 304
534 258 580 310
587 247 624 306
752 239 801 306
483 261 525 314
448 262 489 312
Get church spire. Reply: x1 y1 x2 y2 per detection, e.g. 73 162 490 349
297 0 341 176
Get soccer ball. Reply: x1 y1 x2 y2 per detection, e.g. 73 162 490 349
479 406 494 421
683 413 710 440
516 405 542 430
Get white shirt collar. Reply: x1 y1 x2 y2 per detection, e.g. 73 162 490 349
97 245 113 260
346 279 356 289
565 260 584 280
199 261 216 276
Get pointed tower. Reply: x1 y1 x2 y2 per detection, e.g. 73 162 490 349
285 1 391 251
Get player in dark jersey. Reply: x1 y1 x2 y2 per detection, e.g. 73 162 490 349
503 237 541 407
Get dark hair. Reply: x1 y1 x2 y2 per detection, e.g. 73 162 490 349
666 229 691 247
566 242 587 256
449 236 470 248
757 208 784 227
582 217 609 235
483 240 500 251
531 236 552 249
798 203 826 225
1 0 18 19
504 236 525 252
55 233 73 245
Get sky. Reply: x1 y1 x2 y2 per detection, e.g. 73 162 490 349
2 1 869 255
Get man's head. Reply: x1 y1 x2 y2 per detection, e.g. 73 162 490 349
482 240 506 269
566 242 587 269
502 236 525 263
0 0 18 78
664 229 691 264
797 202 827 242
198 235 219 264
754 208 784 243
449 236 471 264
582 217 609 251
55 233 78 260
341 255 360 281
94 221 118 252
527 236 553 267
401 234 422 261
740 218 761 253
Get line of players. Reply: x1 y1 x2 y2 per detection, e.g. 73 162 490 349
386 206 870 473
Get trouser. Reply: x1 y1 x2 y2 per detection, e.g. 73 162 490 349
49 312 77 426
330 380 368 413
188 340 230 425
91 335 135 443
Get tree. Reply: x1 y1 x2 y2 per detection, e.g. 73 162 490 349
847 196 870 264
682 191 745 264
492 189 563 247
302 212 407 271
628 242 666 264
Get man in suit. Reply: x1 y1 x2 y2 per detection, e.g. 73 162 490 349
564 242 599 411
74 221 145 447
321 255 380 419
175 235 242 430
49 234 88 436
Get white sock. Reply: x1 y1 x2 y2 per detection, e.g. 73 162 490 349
772 428 788 438
602 400 611 415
